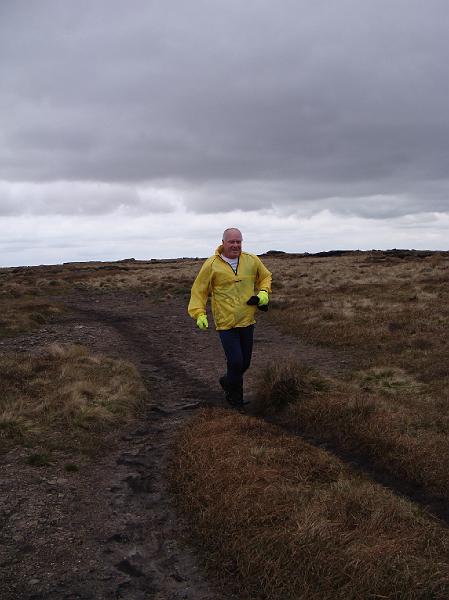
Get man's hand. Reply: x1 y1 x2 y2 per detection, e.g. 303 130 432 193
196 314 208 330
247 291 269 311
247 291 269 306
257 291 269 306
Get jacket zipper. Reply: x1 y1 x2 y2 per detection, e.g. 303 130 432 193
218 254 240 275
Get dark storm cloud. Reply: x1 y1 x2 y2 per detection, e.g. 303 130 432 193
1 0 449 217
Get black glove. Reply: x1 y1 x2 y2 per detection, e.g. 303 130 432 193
247 295 269 312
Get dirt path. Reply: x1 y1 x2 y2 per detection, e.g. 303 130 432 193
0 291 347 600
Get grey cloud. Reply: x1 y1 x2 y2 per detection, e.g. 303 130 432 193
0 181 180 216
1 0 449 218
183 178 449 219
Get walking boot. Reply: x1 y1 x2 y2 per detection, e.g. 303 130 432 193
227 382 247 409
219 375 231 403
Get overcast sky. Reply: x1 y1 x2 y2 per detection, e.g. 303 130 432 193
1 0 448 266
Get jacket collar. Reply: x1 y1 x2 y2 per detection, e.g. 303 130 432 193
216 244 244 258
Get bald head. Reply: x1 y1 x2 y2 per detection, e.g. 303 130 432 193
222 228 243 259
222 227 242 242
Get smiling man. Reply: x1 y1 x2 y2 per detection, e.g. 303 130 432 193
188 228 272 408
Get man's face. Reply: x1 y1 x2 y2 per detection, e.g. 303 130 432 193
222 230 242 259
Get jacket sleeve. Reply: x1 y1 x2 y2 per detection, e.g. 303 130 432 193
188 258 213 319
255 257 272 293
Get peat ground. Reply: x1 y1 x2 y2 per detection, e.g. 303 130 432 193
0 290 344 600
0 288 441 599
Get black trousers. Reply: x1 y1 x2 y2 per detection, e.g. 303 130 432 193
218 325 254 387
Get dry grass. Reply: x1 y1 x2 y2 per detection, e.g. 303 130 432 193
253 252 449 500
0 343 148 454
254 360 449 500
0 268 66 336
34 259 199 296
171 408 449 600
80 261 198 299
0 297 65 337
0 260 199 298
3 252 449 592
263 252 449 394
0 259 202 336
252 361 327 415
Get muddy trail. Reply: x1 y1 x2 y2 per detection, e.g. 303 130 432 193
1 290 443 599
0 290 346 600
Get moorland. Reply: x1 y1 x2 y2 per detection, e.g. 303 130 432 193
1 250 448 599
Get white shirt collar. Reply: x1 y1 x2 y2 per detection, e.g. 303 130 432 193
221 253 239 270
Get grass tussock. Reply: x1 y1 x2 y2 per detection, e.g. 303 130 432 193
252 361 327 414
0 297 64 338
0 344 148 454
171 409 449 600
255 360 449 500
253 252 449 503
293 389 449 499
0 267 70 336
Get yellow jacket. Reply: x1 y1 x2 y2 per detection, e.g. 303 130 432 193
188 245 272 330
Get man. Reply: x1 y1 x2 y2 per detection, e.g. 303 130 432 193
188 228 272 408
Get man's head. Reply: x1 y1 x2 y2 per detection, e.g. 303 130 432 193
222 228 243 259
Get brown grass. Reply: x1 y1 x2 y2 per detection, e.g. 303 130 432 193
0 343 148 455
0 297 65 337
171 408 449 600
252 361 327 415
263 252 449 393
0 268 66 336
254 359 449 500
32 259 200 297
3 252 449 593
0 259 203 336
252 252 449 500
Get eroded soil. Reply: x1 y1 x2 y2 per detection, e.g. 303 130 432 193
0 291 347 600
